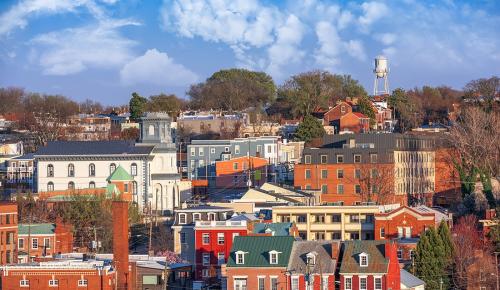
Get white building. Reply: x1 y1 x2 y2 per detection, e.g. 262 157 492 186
35 112 184 214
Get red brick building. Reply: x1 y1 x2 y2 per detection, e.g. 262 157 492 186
193 220 248 283
339 240 401 290
0 202 17 265
340 112 371 133
323 101 353 125
112 200 130 290
216 156 268 188
17 222 73 262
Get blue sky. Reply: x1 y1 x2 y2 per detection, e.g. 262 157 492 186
0 0 499 105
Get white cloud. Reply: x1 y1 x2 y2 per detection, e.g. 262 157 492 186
376 33 397 45
120 49 198 86
32 19 139 75
358 1 389 31
345 40 367 61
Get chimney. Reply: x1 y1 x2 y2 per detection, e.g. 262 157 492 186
331 242 340 260
113 200 130 290
486 209 496 220
349 139 356 148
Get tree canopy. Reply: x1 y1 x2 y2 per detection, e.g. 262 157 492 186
294 115 325 143
129 92 148 121
187 68 276 111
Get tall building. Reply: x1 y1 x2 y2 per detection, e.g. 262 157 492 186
35 112 182 214
0 201 17 265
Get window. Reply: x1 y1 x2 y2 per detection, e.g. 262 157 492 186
236 251 245 264
47 182 54 192
208 213 216 221
193 213 201 221
359 277 367 290
260 277 267 290
49 280 59 287
267 145 272 153
132 181 138 195
68 181 75 190
397 227 403 238
321 184 328 194
410 250 415 260
44 238 51 249
234 278 247 290
371 168 378 178
218 233 225 245
380 227 385 238
202 233 210 245
202 269 210 278
337 184 344 194
89 163 95 176
321 169 328 179
210 148 215 154
224 146 229 152
397 249 403 260
78 279 88 287
148 125 155 136
178 213 187 224
271 277 278 290
373 277 382 290
331 214 341 223
18 238 24 249
20 280 29 287
235 145 240 154
350 215 359 223
68 163 75 177
320 155 328 164
336 155 344 163
199 148 204 156
256 145 262 153
233 162 238 170
180 232 186 244
305 169 311 179
218 252 225 265
109 163 116 174
131 163 137 176
89 181 95 188
47 164 54 177
269 251 279 264
32 238 38 249
322 276 329 290
304 155 311 164
345 277 352 290
355 168 361 179
291 277 299 290
354 154 361 163
370 153 378 163
190 148 195 156
355 184 361 194
360 253 368 267
202 253 210 266
405 227 411 238
337 169 344 178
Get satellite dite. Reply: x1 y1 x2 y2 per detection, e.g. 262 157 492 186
373 55 390 96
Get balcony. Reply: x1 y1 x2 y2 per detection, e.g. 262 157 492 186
195 220 246 227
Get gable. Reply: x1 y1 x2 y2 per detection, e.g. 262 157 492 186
375 207 434 221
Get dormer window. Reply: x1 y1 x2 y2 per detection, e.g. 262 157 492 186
235 251 246 264
306 251 317 266
359 252 368 267
193 213 201 221
264 228 275 236
269 250 280 264
179 213 187 224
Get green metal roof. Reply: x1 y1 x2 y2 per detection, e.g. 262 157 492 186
252 223 294 236
227 236 294 268
105 183 120 196
107 165 133 182
18 223 55 235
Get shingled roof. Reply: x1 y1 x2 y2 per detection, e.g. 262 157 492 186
227 236 294 268
35 141 154 156
339 240 389 274
287 240 338 274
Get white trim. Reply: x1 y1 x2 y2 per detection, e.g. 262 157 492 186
232 275 248 279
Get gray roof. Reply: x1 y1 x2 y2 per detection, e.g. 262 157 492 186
35 141 154 156
253 223 294 236
287 240 338 274
230 213 259 222
177 205 231 212
13 153 34 160
401 269 425 288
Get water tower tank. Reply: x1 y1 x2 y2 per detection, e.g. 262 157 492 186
374 55 388 78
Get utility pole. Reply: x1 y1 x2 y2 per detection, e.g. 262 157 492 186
148 202 153 256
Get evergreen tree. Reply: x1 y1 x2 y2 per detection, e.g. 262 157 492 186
294 114 325 143
438 221 454 260
357 95 376 126
129 92 148 121
416 229 449 289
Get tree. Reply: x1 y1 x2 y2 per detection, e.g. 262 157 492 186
79 99 103 114
129 92 148 121
464 76 500 108
0 87 24 115
188 68 276 111
120 127 140 141
340 75 368 99
147 94 185 117
294 115 325 144
415 233 442 289
388 88 422 132
357 96 376 126
348 164 395 204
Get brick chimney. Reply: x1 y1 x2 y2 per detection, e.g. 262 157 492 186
331 242 340 260
485 209 496 220
113 200 130 290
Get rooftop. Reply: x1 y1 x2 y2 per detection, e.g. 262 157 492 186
227 236 294 268
253 222 294 236
35 141 154 156
18 223 55 235
339 240 389 274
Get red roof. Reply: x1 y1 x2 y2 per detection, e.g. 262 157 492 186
352 112 369 119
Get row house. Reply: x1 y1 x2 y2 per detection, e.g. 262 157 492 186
271 205 396 241
295 133 455 206
35 112 183 214
17 222 73 263
193 220 248 284
323 101 370 134
171 205 234 264
0 202 17 265
187 136 284 188
4 153 36 194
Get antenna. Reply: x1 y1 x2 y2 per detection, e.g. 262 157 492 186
373 55 389 96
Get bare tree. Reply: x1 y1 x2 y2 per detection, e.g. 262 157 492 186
346 164 395 204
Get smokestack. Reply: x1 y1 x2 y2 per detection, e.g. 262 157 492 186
113 200 130 290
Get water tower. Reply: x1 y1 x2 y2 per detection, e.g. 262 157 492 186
373 55 389 95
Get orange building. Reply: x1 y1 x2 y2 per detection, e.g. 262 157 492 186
0 202 17 265
434 148 461 206
215 156 268 188
339 112 371 133
323 101 353 125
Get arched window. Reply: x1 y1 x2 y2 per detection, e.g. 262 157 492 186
131 163 137 176
68 181 75 190
132 181 138 195
47 164 54 177
68 164 75 177
89 181 95 189
47 182 54 192
109 163 116 175
148 125 155 136
89 163 95 177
